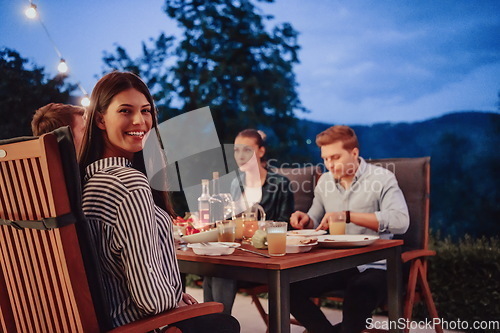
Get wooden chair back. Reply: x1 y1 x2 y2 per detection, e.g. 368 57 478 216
0 132 100 332
1 128 224 333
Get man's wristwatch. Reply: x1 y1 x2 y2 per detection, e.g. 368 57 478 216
345 210 351 223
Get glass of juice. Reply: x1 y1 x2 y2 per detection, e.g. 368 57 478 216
265 221 287 256
328 212 346 235
216 220 236 242
242 212 258 242
233 216 245 240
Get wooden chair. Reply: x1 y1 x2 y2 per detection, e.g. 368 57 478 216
238 165 322 329
315 157 442 333
0 128 223 333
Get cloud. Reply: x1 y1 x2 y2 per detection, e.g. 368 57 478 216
267 0 500 123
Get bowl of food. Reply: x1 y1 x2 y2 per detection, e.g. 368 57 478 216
187 242 240 256
286 236 318 253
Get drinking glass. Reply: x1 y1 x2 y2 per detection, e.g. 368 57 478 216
328 212 346 235
242 212 259 242
216 220 236 242
233 215 245 240
220 193 235 219
265 221 288 256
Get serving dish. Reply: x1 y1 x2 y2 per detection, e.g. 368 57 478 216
187 242 240 256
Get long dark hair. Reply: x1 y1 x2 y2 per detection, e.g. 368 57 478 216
78 71 175 216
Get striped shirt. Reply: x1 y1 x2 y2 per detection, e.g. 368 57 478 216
82 157 183 328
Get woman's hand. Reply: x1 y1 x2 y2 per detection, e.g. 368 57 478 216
177 293 199 307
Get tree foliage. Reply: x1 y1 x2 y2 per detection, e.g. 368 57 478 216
102 0 309 162
0 48 75 139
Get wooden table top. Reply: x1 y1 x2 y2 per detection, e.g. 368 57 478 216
176 239 403 270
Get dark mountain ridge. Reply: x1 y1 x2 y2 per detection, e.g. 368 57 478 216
297 111 499 238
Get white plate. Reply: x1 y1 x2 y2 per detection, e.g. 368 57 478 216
286 242 318 253
287 230 327 237
187 242 241 256
181 229 218 243
317 235 379 248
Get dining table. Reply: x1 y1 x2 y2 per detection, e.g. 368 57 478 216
176 239 403 333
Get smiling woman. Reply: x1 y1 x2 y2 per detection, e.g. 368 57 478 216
77 71 240 332
96 88 153 160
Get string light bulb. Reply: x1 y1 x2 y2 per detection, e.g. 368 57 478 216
25 3 38 19
57 59 68 74
81 95 91 107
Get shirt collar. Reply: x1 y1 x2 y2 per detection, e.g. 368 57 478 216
84 157 133 182
353 157 367 183
333 157 367 186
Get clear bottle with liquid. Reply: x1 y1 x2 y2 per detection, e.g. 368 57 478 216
209 172 225 224
198 179 210 226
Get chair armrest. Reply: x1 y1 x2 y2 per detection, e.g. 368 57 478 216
401 249 436 263
108 302 223 333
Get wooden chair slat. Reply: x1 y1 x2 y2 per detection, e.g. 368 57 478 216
14 227 46 331
43 230 71 333
9 160 27 221
25 228 53 332
2 161 20 221
32 157 51 220
31 229 59 333
0 163 11 220
0 227 22 332
52 229 82 333
22 159 37 221
1 226 31 332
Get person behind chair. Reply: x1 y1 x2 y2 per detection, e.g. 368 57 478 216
203 129 295 314
31 103 86 151
289 125 409 333
78 71 239 332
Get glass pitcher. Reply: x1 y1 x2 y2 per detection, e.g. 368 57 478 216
242 203 266 242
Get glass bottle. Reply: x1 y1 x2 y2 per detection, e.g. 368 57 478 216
198 179 210 226
209 172 225 224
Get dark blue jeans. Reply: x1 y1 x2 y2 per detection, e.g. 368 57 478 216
203 277 239 314
290 268 387 333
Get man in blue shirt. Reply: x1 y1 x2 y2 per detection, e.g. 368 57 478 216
290 125 409 333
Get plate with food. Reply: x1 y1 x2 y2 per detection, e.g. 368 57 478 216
286 236 318 253
287 229 327 237
317 235 379 248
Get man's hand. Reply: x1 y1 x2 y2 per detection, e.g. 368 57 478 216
316 211 345 231
177 292 199 307
290 211 311 229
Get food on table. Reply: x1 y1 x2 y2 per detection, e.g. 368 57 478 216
251 229 268 249
174 216 202 235
286 237 317 245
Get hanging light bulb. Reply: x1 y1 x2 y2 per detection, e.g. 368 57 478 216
57 59 68 74
81 96 91 107
25 3 38 19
